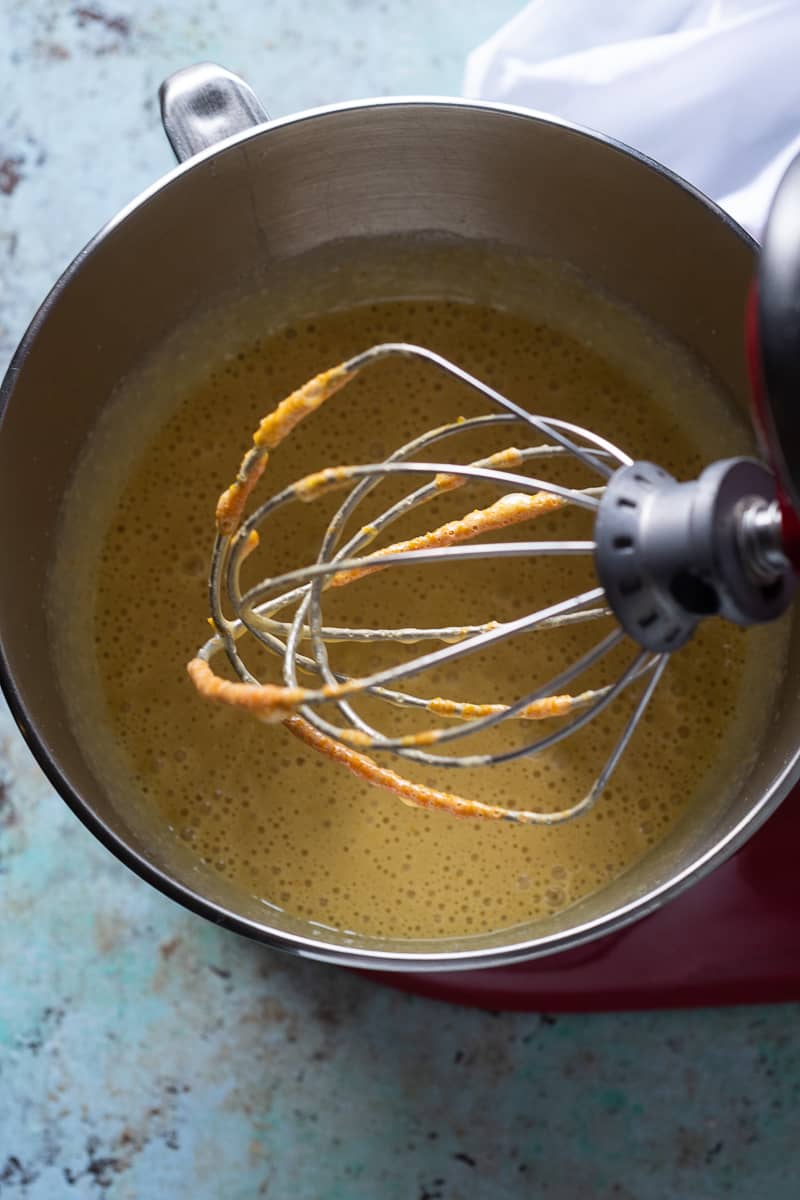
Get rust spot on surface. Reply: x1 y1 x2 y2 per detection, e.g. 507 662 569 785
0 780 18 828
208 963 231 979
159 936 180 959
312 1004 340 1027
259 997 288 1023
63 1136 127 1188
34 39 71 58
0 158 23 196
73 6 130 35
93 912 125 954
1 1156 39 1188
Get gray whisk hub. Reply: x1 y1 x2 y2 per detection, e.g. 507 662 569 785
595 458 795 653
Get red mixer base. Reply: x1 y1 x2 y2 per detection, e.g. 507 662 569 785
364 784 800 1011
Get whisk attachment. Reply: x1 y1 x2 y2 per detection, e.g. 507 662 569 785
189 342 795 825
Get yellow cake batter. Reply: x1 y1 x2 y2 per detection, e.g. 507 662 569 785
49 268 787 940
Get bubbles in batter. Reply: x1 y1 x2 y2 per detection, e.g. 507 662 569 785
51 287 785 941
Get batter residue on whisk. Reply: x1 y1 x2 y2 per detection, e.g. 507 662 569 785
49 285 786 940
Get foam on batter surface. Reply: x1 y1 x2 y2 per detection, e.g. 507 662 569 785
49 256 788 940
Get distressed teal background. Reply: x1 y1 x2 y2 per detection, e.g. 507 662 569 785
1 2 799 1197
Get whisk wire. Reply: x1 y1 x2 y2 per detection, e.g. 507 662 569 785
190 342 665 825
344 343 633 478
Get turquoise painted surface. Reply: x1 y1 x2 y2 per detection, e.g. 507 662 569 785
1 2 800 1197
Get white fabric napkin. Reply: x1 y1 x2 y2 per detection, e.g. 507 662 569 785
463 0 800 240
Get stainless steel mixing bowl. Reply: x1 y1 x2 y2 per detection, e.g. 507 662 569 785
1 64 796 970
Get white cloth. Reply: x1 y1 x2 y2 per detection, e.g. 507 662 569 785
463 0 800 240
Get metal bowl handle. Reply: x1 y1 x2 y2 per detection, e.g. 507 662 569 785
159 62 268 164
